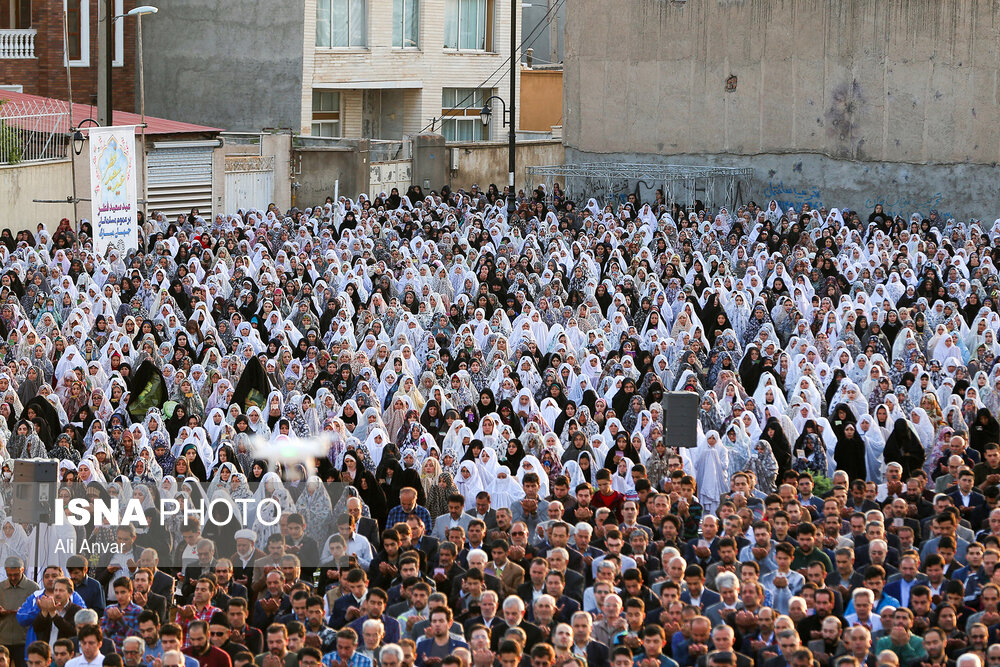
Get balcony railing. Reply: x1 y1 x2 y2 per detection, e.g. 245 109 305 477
0 30 36 59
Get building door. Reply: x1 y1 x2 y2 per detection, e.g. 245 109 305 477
225 155 275 212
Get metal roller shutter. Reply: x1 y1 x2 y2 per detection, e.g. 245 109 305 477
147 144 215 218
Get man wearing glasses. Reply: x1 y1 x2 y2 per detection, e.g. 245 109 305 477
121 637 146 667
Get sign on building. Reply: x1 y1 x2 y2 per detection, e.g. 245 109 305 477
89 126 138 257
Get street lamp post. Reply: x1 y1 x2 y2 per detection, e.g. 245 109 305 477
507 0 516 217
479 2 517 218
126 6 158 208
97 0 112 126
98 5 157 127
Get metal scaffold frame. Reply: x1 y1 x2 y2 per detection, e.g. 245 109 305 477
525 162 755 210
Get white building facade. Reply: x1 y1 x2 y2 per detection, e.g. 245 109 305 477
302 0 521 141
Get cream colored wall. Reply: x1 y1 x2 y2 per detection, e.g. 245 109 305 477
448 139 564 190
1 160 75 232
301 0 521 139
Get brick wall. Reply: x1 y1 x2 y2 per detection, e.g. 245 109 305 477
0 0 136 110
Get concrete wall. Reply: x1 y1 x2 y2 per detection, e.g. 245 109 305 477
520 68 563 132
294 140 370 206
567 147 994 222
449 139 564 191
1 159 74 231
564 0 1000 215
412 134 448 193
142 0 304 132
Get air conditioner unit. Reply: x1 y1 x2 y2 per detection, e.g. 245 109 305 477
450 147 460 171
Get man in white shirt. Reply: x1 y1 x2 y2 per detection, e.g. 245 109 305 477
337 514 374 569
66 625 105 667
844 588 883 634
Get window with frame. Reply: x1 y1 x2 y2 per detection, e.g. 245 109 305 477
444 0 493 51
316 0 367 48
393 0 419 48
441 88 489 142
66 0 83 62
311 91 341 137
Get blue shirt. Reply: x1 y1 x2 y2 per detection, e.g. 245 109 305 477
321 652 371 667
74 576 107 616
16 588 88 651
414 637 469 667
386 504 433 532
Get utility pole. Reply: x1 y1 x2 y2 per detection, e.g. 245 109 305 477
507 0 517 215
97 0 113 126
548 0 559 63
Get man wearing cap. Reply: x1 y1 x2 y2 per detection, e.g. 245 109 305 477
207 612 248 661
0 555 40 667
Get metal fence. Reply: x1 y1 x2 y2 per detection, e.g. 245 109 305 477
0 97 70 165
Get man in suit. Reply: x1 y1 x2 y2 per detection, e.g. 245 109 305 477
347 496 380 546
138 548 177 604
545 521 585 572
544 571 580 623
826 547 865 593
467 491 498 531
684 516 722 571
461 589 507 640
697 624 753 667
546 547 585 603
949 469 988 529
857 539 898 579
329 568 368 629
517 557 549 607
406 514 439 570
680 565 721 611
496 596 543 651
486 540 525 597
761 630 805 667
806 617 849 666
703 573 745 628
432 494 474 540
210 559 248 608
133 567 169 625
883 555 928 608
180 538 219 602
569 611 608 667
854 523 901 570
431 542 466 601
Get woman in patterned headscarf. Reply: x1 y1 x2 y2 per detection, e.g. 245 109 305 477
427 471 458 522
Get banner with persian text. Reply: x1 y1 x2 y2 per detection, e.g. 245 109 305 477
89 125 138 257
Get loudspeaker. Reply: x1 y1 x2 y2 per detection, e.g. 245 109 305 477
663 391 700 448
12 459 58 523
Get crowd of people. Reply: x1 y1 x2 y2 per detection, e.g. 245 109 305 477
0 187 998 667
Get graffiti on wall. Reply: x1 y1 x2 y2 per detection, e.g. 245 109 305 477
761 180 825 213
762 180 953 220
